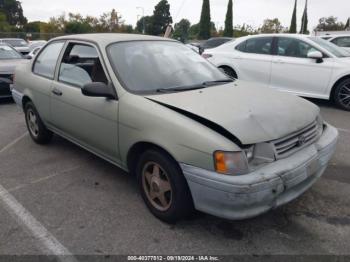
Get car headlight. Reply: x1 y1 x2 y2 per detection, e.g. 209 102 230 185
214 151 250 175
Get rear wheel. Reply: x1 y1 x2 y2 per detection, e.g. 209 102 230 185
136 149 194 223
219 66 237 79
333 78 350 111
24 101 53 144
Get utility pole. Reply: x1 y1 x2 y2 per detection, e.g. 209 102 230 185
137 7 145 34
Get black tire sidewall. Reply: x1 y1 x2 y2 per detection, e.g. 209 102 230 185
334 79 350 111
136 150 194 223
24 102 52 144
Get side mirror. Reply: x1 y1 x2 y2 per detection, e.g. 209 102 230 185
24 54 32 60
307 51 323 63
81 82 116 100
199 46 204 55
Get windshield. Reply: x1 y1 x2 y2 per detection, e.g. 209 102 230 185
309 37 350 57
0 45 22 59
3 39 28 47
107 41 230 94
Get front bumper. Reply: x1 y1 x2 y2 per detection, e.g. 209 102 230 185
181 123 338 220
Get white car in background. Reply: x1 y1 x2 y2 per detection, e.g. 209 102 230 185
321 35 350 52
203 34 350 111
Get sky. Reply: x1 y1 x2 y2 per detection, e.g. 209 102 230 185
21 0 349 31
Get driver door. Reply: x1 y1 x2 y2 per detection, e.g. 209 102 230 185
270 37 334 98
50 41 120 163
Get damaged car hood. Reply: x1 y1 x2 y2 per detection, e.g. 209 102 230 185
147 80 319 145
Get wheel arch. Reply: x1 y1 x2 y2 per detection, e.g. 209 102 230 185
126 141 180 176
218 65 238 78
22 95 32 109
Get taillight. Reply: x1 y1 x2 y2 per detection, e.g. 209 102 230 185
202 53 212 59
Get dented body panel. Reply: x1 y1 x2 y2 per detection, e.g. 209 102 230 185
182 124 338 220
147 80 320 145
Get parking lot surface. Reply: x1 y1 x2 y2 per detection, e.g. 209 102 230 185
0 98 350 256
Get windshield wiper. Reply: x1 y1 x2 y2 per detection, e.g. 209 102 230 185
156 84 206 93
156 79 234 93
202 79 234 86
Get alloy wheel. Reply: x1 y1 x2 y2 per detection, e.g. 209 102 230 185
142 162 172 212
338 82 350 109
27 109 39 137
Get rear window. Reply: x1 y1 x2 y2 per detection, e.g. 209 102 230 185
33 42 65 79
235 37 273 55
3 39 28 47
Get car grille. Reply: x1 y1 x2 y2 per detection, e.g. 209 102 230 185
272 120 320 159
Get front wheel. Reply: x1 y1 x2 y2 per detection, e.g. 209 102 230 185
25 101 53 144
333 78 350 111
136 149 194 223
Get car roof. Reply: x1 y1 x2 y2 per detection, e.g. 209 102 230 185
0 38 26 40
52 33 176 47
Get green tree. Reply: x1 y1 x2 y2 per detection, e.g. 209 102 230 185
0 0 26 26
260 18 283 33
0 11 11 32
151 0 172 36
345 18 350 30
24 21 42 32
136 16 153 34
223 0 233 37
198 0 211 39
300 0 308 34
316 16 345 31
289 0 297 33
173 19 191 42
65 21 92 34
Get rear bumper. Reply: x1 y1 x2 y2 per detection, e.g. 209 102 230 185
11 88 23 107
181 123 338 220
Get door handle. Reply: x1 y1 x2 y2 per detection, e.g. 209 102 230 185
52 88 63 96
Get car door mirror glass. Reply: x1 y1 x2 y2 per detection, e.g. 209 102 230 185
81 82 116 99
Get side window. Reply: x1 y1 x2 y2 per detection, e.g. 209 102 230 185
235 41 247 52
332 37 350 47
244 37 273 55
58 43 108 88
33 42 64 79
277 38 318 58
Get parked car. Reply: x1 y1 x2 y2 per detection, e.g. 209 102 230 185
204 34 350 111
28 40 47 51
0 38 30 55
199 37 234 54
27 46 43 59
0 43 28 99
323 35 350 52
12 34 338 223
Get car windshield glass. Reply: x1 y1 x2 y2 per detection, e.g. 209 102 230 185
0 45 22 59
309 37 350 57
3 39 28 47
107 41 231 94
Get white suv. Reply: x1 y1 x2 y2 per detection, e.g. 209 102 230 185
204 34 350 111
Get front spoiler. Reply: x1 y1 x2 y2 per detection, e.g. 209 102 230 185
181 123 338 220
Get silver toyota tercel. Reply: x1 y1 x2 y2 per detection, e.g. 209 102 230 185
12 34 338 223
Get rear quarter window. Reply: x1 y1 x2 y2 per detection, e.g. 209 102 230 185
33 42 64 79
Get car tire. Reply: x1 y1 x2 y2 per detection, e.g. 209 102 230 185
136 149 194 223
220 66 237 79
24 101 53 144
333 78 350 111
